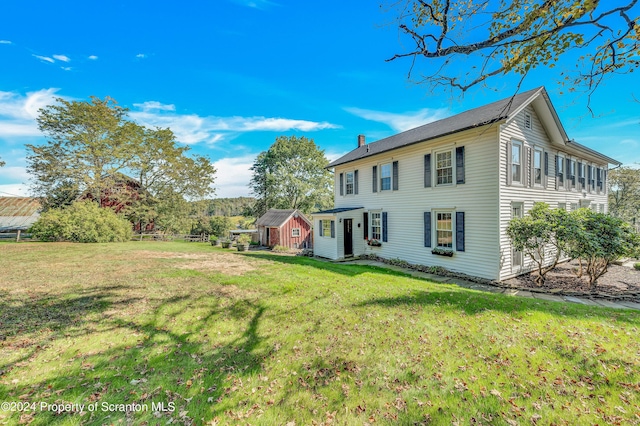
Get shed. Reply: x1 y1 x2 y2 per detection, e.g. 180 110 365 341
0 197 42 240
255 209 312 249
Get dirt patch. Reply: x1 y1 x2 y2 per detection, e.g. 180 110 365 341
132 250 266 276
503 260 640 301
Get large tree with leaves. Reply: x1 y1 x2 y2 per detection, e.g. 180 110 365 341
387 0 639 97
608 166 640 225
249 136 333 217
27 96 216 231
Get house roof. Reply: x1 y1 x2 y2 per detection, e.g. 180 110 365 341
329 87 620 168
255 208 311 227
0 197 42 232
312 207 364 215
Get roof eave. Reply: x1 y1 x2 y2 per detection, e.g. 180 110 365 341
565 140 622 166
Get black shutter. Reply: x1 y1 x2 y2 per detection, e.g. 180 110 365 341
319 220 323 237
577 162 583 190
554 155 559 190
506 141 512 186
372 166 377 193
392 161 399 191
456 146 465 184
363 212 368 240
544 152 549 176
588 166 592 191
424 212 431 248
597 168 602 191
456 212 465 252
330 220 335 238
603 170 607 194
339 173 344 196
382 212 388 242
354 170 359 194
424 154 431 187
566 158 571 188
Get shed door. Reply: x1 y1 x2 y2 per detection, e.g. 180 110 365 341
344 219 353 257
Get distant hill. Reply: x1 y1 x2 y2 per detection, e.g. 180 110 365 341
206 197 255 217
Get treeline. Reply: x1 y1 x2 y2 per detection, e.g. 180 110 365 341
204 197 256 217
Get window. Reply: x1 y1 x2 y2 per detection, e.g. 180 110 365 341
435 212 453 249
322 220 331 238
571 203 577 211
589 165 596 191
380 164 391 191
534 149 542 185
345 172 354 195
557 155 564 186
558 203 566 211
524 113 532 130
570 160 576 189
436 151 453 185
512 141 522 183
291 228 300 237
371 212 381 240
512 203 523 268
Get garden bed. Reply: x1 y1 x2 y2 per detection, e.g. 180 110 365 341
503 259 640 301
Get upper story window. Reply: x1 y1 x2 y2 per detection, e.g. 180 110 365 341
291 228 300 237
380 164 391 191
436 151 453 185
534 149 542 185
511 141 522 183
589 165 596 191
345 172 354 195
524 113 532 130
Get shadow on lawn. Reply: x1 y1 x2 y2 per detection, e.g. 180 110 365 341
354 289 640 324
242 252 411 278
1 283 270 424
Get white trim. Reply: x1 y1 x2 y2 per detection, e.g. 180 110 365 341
511 140 523 185
433 208 455 250
291 227 301 237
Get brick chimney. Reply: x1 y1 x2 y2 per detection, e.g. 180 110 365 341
357 134 366 148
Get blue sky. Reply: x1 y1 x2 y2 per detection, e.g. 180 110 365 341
1 0 639 198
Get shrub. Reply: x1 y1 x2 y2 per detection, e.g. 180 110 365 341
634 262 640 270
30 200 132 243
238 234 252 245
272 245 289 252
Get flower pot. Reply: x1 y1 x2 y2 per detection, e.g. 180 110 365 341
221 241 231 249
432 249 454 257
210 240 219 246
237 243 249 252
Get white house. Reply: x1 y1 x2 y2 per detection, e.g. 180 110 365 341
313 87 620 281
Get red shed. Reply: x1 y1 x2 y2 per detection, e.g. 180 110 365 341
255 209 312 249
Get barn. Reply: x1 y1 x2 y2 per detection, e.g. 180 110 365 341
255 209 312 249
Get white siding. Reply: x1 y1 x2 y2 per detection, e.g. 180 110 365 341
312 215 338 259
498 105 609 280
334 126 501 280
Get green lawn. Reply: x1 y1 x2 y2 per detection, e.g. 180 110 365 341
1 242 639 425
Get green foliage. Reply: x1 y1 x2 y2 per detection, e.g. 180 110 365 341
506 202 576 285
249 136 333 217
272 244 289 252
634 263 640 271
28 96 216 233
30 200 132 243
0 157 4 167
209 216 234 238
388 1 639 95
567 209 640 288
205 197 256 217
608 166 640 225
237 233 252 245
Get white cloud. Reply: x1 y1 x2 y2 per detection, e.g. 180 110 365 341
32 54 54 63
88 55 98 60
0 88 62 137
0 40 11 44
0 166 29 181
211 155 255 197
136 53 147 59
133 101 176 112
620 138 639 147
53 54 70 62
231 0 278 8
0 184 29 196
325 150 348 162
130 103 339 145
345 106 450 132
61 66 72 71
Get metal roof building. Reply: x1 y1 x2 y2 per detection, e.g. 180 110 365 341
0 197 42 232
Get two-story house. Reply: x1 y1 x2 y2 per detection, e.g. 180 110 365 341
313 87 620 281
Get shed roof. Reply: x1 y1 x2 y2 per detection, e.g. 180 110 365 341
312 207 364 215
0 197 42 232
255 208 311 227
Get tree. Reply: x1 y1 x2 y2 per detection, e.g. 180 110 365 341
27 96 216 232
567 209 640 288
387 1 639 97
0 158 4 167
506 202 575 285
608 166 640 225
249 136 333 217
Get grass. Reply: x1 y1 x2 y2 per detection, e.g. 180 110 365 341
1 241 639 425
